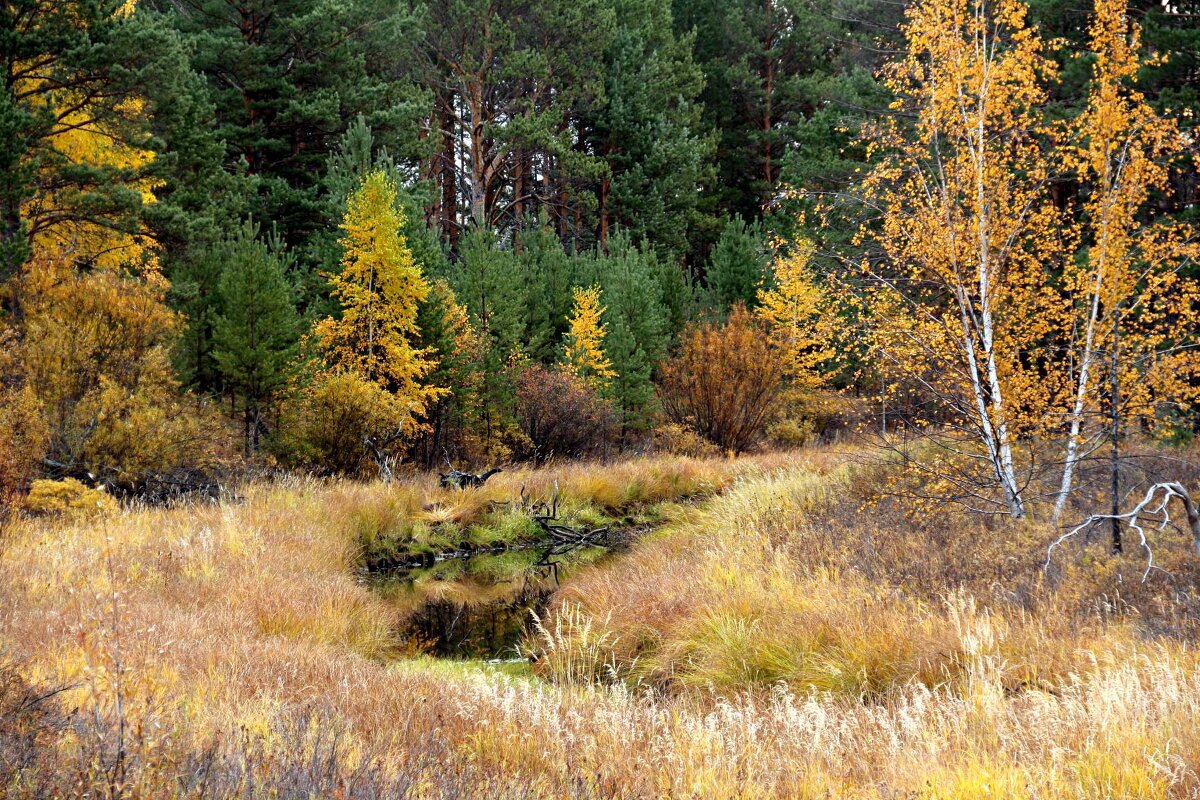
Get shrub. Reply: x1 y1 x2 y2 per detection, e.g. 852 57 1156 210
0 375 48 506
23 478 118 519
657 305 784 453
513 364 615 462
279 371 413 476
17 258 210 489
766 417 814 448
653 422 721 458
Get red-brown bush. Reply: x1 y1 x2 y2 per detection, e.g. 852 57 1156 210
513 364 615 462
657 305 783 453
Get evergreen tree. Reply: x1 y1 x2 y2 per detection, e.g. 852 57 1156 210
652 246 696 340
584 232 667 434
517 219 579 363
586 0 712 263
1 0 193 281
675 0 899 227
150 0 428 253
453 228 526 458
213 222 301 456
705 216 770 313
411 279 482 465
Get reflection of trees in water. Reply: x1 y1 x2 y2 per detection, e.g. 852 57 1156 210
403 581 554 659
395 540 605 659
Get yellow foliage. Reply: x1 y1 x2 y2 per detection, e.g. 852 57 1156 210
14 0 161 276
20 94 163 275
562 285 617 391
1054 0 1200 476
756 238 833 390
313 170 443 423
17 253 201 482
23 478 118 519
284 370 413 476
834 0 1197 518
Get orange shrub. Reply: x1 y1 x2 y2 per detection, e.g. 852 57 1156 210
657 305 784 453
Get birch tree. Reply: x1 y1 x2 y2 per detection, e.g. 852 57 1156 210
1051 0 1200 523
854 0 1065 519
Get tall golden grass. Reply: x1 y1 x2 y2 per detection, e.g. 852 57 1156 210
1 449 1198 797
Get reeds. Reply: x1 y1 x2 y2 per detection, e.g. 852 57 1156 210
1 449 1198 797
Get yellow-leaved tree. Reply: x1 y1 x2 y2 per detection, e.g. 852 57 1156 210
819 0 1199 524
1051 0 1200 524
756 238 832 391
315 170 437 395
0 0 210 495
305 170 445 477
562 285 617 391
9 0 163 281
851 0 1067 519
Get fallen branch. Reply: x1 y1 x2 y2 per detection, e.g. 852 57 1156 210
529 481 610 547
1045 482 1200 581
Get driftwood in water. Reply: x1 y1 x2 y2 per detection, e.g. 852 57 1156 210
528 481 610 547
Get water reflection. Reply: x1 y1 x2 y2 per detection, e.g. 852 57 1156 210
370 545 605 659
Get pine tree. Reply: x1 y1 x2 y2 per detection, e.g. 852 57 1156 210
1 0 193 281
706 215 769 313
411 279 482 465
212 222 301 456
453 228 526 458
585 232 667 434
314 170 442 422
586 0 712 262
517 218 579 363
562 286 617 391
153 0 428 254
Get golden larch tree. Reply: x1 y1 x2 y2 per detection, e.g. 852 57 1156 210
562 285 617 391
756 238 833 391
313 170 442 421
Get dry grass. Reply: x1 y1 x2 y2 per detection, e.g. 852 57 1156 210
2 449 1200 797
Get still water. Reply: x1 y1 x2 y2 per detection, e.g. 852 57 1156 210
370 545 607 659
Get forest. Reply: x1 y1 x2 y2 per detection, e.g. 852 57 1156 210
3 0 1200 796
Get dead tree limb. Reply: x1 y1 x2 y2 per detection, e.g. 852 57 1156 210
1045 482 1200 581
363 429 407 483
529 481 610 547
439 465 503 490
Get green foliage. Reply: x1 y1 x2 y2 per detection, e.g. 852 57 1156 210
0 0 194 281
155 0 428 254
213 222 302 456
705 215 769 313
585 0 713 262
582 233 669 433
516 220 578 364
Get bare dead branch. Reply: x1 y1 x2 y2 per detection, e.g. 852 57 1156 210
1045 482 1200 581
